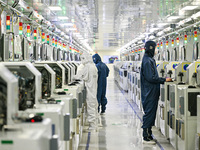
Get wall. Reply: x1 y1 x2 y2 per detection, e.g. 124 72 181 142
91 50 120 79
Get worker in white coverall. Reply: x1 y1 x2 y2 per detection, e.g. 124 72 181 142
74 53 98 131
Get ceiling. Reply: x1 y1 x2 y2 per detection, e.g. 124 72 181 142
5 0 199 51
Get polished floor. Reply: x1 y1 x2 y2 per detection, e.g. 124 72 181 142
78 79 175 150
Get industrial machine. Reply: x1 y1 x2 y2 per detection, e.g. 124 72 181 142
1 62 72 150
0 63 55 150
127 61 134 99
159 61 180 138
135 61 142 110
119 61 128 91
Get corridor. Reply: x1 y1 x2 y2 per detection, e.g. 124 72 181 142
78 79 175 150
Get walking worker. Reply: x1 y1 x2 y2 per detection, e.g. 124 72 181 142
92 53 110 114
140 41 172 144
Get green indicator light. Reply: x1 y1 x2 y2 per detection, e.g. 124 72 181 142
184 40 187 44
1 140 13 144
6 26 10 30
36 113 44 116
172 44 174 47
195 37 198 41
42 39 45 42
64 89 68 91
34 37 37 40
56 100 62 102
47 41 49 44
27 33 30 37
177 43 179 46
19 30 23 35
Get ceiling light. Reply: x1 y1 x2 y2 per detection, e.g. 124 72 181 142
62 23 74 26
157 23 169 27
157 31 164 36
192 11 200 19
49 6 62 11
167 16 181 21
181 6 198 10
150 28 159 33
61 32 65 36
58 16 68 20
69 28 76 31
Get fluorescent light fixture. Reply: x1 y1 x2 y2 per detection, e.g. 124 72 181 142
192 11 200 19
61 32 65 36
49 6 62 11
58 16 68 20
68 28 76 31
150 28 159 33
167 16 180 20
62 23 74 26
181 6 198 10
157 23 169 27
157 31 164 36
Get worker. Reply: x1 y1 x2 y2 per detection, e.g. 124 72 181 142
92 53 110 114
74 53 98 132
140 41 172 144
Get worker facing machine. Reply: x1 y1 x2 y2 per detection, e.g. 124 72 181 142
74 53 98 132
140 41 172 144
92 53 110 114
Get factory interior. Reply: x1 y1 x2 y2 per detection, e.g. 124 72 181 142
2 0 200 150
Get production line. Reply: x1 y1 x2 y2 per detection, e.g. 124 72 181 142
0 1 88 150
114 28 200 149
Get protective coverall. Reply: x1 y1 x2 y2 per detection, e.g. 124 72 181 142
74 53 98 130
140 41 166 139
92 54 110 113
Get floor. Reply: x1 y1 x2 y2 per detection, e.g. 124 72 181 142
78 79 175 150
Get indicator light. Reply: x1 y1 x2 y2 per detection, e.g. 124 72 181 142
19 22 23 35
172 39 174 47
194 31 198 41
166 41 169 48
31 119 35 123
184 34 187 44
55 39 57 47
52 38 55 46
34 30 37 40
161 42 163 48
42 32 45 42
27 25 30 37
47 35 49 44
177 37 179 46
6 16 10 31
157 43 159 49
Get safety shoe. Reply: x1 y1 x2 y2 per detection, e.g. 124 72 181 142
148 136 157 142
143 138 156 145
100 111 105 115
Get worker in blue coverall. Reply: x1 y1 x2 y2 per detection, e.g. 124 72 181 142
140 41 172 144
92 54 110 114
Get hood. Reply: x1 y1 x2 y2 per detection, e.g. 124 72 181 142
80 53 92 65
144 40 156 58
92 54 102 64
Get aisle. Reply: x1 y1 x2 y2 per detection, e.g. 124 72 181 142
78 79 175 150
